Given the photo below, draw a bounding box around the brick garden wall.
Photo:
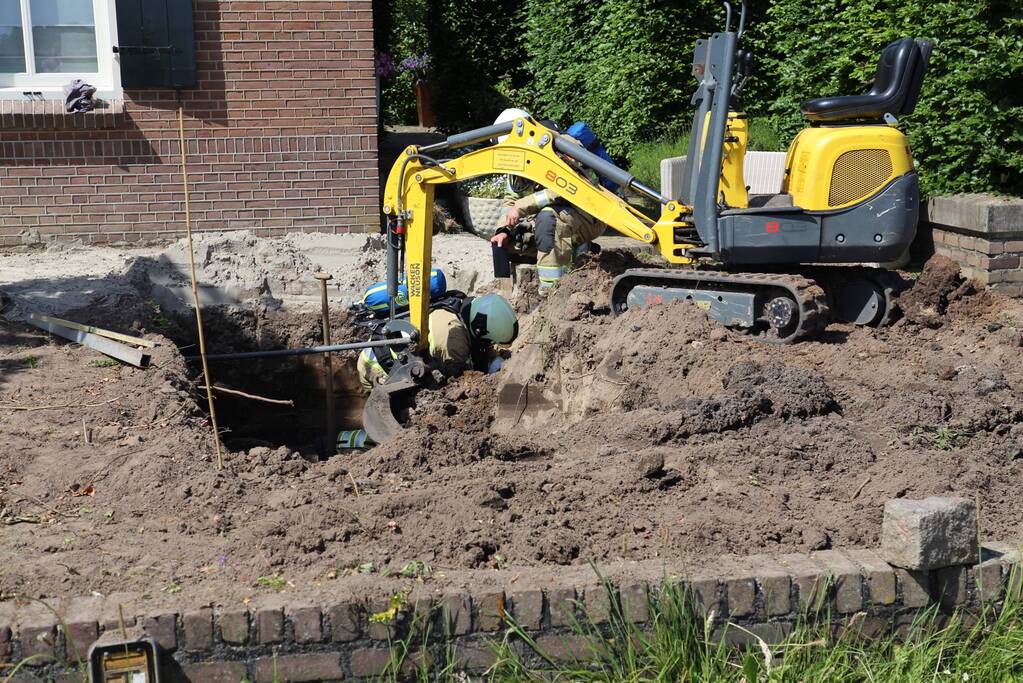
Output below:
[0,1,378,247]
[2,543,1019,682]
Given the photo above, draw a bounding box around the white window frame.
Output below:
[0,0,121,101]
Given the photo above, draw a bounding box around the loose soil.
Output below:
[2,243,1022,608]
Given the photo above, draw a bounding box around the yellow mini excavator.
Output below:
[362,0,932,441]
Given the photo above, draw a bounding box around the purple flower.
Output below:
[398,54,432,81]
[375,51,397,78]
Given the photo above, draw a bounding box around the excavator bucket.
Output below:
[361,356,433,443]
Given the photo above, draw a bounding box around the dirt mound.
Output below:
[897,254,1005,328]
[3,249,1023,604]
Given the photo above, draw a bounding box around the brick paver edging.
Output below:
[2,543,1019,682]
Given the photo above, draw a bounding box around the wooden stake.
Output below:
[178,99,224,469]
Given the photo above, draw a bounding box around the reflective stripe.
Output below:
[532,190,554,210]
[537,265,567,290]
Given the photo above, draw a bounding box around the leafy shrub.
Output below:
[751,0,1023,196]
[522,0,720,159]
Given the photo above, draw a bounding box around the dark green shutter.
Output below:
[114,0,197,88]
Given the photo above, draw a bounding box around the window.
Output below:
[0,0,119,99]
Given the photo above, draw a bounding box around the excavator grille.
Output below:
[828,149,892,207]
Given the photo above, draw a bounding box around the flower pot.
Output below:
[457,195,505,239]
[415,81,436,128]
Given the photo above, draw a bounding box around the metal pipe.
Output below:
[314,272,336,451]
[188,338,408,362]
[419,121,515,154]
[628,179,672,206]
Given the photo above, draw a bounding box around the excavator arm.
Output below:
[381,116,698,349]
[363,116,698,443]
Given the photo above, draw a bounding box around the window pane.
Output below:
[30,0,94,26]
[0,1,25,74]
[31,0,97,73]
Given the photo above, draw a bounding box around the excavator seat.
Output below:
[801,38,932,123]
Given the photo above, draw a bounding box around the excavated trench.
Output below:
[169,306,368,456]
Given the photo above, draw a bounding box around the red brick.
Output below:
[253,652,343,682]
[349,648,395,677]
[180,661,248,682]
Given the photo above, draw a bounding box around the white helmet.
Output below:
[494,107,531,143]
[468,293,518,344]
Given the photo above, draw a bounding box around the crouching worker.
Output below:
[356,291,518,393]
[488,109,607,292]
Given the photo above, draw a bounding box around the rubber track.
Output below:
[802,266,906,328]
[610,268,831,344]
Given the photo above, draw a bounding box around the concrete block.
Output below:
[182,609,213,652]
[619,582,650,624]
[724,574,756,618]
[777,554,828,613]
[180,661,248,683]
[19,624,56,663]
[546,587,577,628]
[349,648,393,678]
[255,607,283,645]
[755,562,793,617]
[142,613,177,652]
[685,576,720,619]
[813,550,863,613]
[366,599,398,641]
[62,619,98,663]
[508,590,543,630]
[583,584,614,624]
[289,605,323,643]
[881,497,979,570]
[453,642,498,671]
[974,556,1005,604]
[895,568,932,608]
[438,593,472,636]
[218,609,249,645]
[0,624,11,663]
[843,549,897,606]
[715,621,792,647]
[475,591,505,632]
[327,601,361,642]
[936,565,969,609]
[533,634,599,663]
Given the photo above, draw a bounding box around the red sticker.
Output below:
[765,221,780,234]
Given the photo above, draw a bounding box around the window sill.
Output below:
[0,97,125,130]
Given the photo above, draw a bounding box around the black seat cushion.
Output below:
[802,38,926,122]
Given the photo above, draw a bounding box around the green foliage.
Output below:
[375,0,525,129]
[626,119,786,190]
[752,0,1023,196]
[522,0,720,159]
[376,0,430,125]
[425,0,525,132]
[627,131,690,189]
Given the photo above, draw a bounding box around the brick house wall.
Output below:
[0,0,378,247]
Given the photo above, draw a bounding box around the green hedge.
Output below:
[375,0,1022,195]
[522,0,719,159]
[751,0,1023,196]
